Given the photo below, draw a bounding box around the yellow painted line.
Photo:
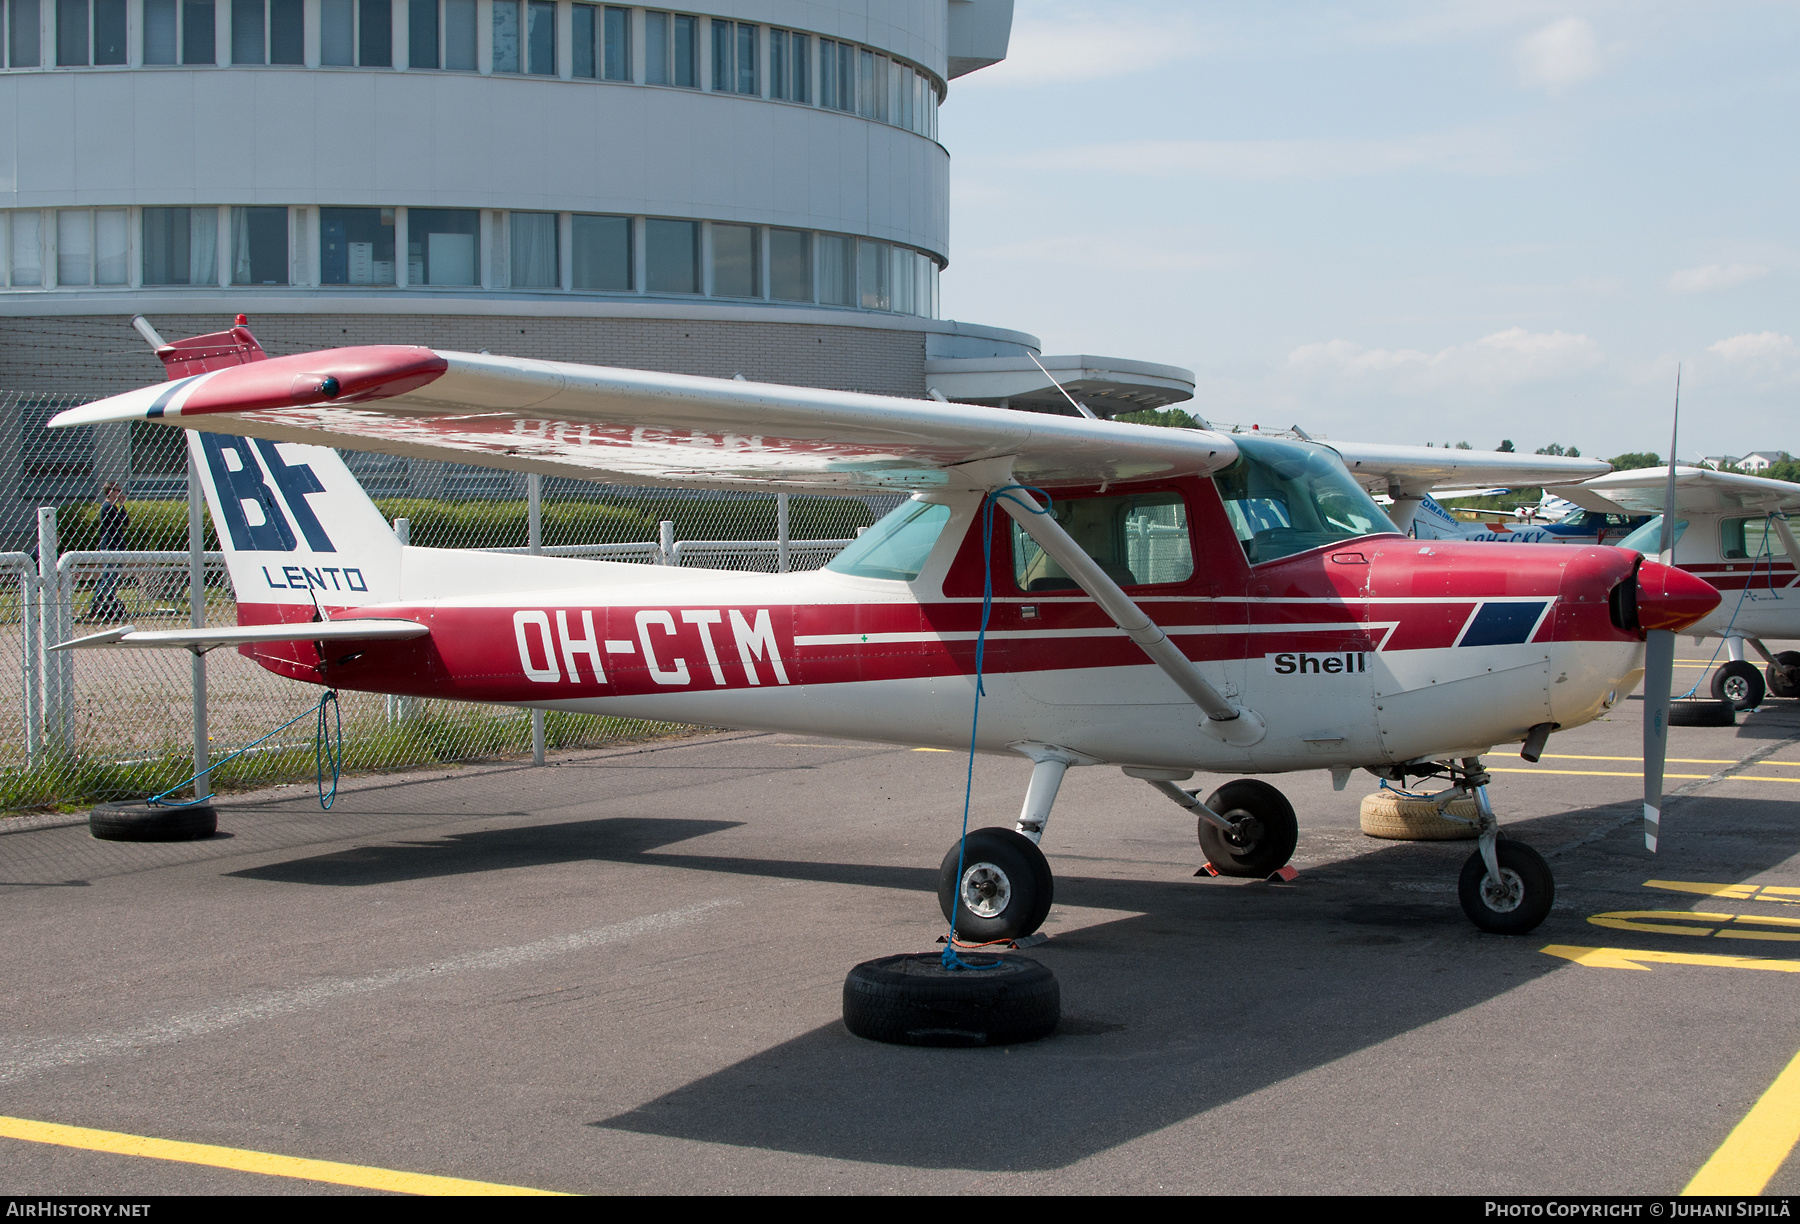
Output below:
[1587,910,1800,940]
[1489,768,1800,783]
[1545,754,1739,764]
[1684,1045,1800,1195]
[0,1115,568,1196]
[1646,880,1800,902]
[1541,944,1800,973]
[912,748,954,753]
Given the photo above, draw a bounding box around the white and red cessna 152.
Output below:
[50,321,1720,938]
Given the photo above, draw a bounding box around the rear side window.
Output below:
[1721,516,1789,560]
[826,500,951,581]
[1012,491,1192,591]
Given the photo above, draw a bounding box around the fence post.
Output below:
[659,520,675,567]
[528,474,545,767]
[777,492,790,573]
[21,564,39,768]
[37,508,68,755]
[188,448,210,801]
[387,516,417,726]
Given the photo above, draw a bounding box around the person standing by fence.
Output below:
[85,481,130,622]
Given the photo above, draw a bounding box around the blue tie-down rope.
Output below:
[942,485,1053,971]
[149,690,343,811]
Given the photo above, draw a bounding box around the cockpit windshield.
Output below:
[1213,436,1398,565]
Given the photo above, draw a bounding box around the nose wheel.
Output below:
[1458,839,1555,934]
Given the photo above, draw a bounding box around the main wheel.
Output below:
[1198,779,1299,877]
[1767,651,1800,700]
[842,953,1060,1047]
[1712,660,1765,711]
[937,827,1054,942]
[1458,840,1554,935]
[89,801,217,842]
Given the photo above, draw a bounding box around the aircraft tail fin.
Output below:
[187,431,402,612]
[144,314,269,378]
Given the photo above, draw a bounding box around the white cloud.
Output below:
[1516,17,1602,93]
[1289,327,1603,388]
[990,128,1524,183]
[961,5,1210,88]
[1669,263,1771,294]
[1707,332,1795,362]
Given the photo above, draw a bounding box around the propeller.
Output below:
[1644,368,1682,853]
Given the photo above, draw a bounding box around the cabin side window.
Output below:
[1010,490,1193,592]
[1721,516,1789,561]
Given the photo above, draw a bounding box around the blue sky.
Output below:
[936,1,1798,460]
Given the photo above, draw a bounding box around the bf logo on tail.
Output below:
[200,434,336,554]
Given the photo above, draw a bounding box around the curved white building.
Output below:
[0,0,1193,520]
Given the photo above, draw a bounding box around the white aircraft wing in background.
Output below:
[1564,467,1800,516]
[1326,441,1610,494]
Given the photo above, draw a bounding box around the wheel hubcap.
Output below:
[959,862,1012,919]
[1724,676,1751,703]
[1481,867,1525,913]
[1223,812,1263,850]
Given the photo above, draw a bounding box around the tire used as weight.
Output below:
[1668,699,1735,728]
[1359,790,1478,841]
[88,801,217,842]
[842,953,1060,1047]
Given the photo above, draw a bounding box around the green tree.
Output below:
[1114,407,1201,429]
[1455,441,1473,450]
[1497,439,1515,452]
[1535,443,1567,456]
[1608,452,1662,471]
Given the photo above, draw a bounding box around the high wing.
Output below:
[1562,467,1800,516]
[48,346,1240,493]
[1326,441,1609,495]
[51,619,430,653]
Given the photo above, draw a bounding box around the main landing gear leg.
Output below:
[936,748,1077,942]
[1456,757,1555,935]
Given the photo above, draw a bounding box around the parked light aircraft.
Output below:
[1566,467,1800,711]
[1411,494,1652,546]
[48,321,1719,937]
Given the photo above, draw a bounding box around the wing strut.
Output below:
[994,490,1266,747]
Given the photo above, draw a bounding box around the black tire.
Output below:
[1767,651,1800,700]
[1669,699,1735,727]
[1712,660,1765,711]
[1458,840,1554,935]
[842,953,1060,1047]
[1198,779,1299,877]
[937,827,1053,942]
[89,801,217,842]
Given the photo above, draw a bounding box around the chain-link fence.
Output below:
[0,390,898,813]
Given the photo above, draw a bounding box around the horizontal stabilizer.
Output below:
[51,619,430,653]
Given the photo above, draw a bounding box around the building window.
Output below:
[321,206,395,284]
[407,0,474,69]
[710,19,755,95]
[768,29,807,103]
[816,233,852,306]
[490,0,516,71]
[142,207,219,286]
[141,0,216,63]
[509,211,557,288]
[645,218,696,293]
[7,211,43,286]
[601,4,626,79]
[8,0,41,67]
[322,0,388,67]
[407,0,434,67]
[571,213,630,290]
[644,10,694,87]
[526,0,552,74]
[709,223,756,298]
[857,239,889,311]
[571,2,592,77]
[408,207,478,285]
[56,0,127,65]
[229,0,301,64]
[54,208,127,285]
[230,206,288,284]
[768,228,809,301]
[818,38,855,113]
